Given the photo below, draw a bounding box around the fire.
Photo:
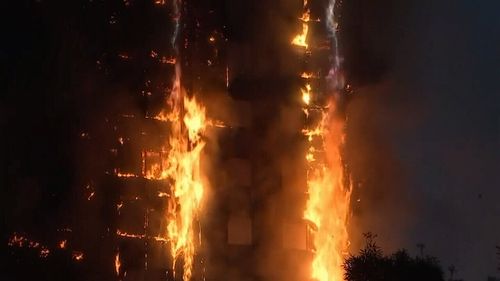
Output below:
[116,229,146,239]
[292,1,351,281]
[291,21,309,48]
[115,252,121,276]
[292,10,311,48]
[302,84,312,105]
[156,64,207,281]
[164,95,206,281]
[299,10,311,22]
[301,72,315,79]
[59,240,67,249]
[110,6,209,279]
[162,57,177,64]
[303,107,351,281]
[72,251,84,261]
[8,233,50,258]
[114,169,138,178]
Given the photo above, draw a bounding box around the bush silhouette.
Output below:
[343,233,444,281]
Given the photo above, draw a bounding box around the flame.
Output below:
[302,84,312,105]
[116,229,146,239]
[301,72,315,79]
[155,64,207,281]
[293,1,351,280]
[303,106,351,281]
[40,248,50,258]
[114,168,139,178]
[292,23,309,49]
[299,10,311,22]
[72,251,84,261]
[292,10,310,48]
[8,233,87,262]
[162,57,177,65]
[164,95,206,281]
[59,240,67,249]
[115,252,121,276]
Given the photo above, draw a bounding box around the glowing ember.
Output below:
[116,229,146,239]
[40,248,50,258]
[115,252,121,276]
[72,251,84,261]
[59,240,67,249]
[301,72,315,79]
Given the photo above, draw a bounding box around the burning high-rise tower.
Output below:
[5,1,352,281]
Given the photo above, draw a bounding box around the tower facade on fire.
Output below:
[5,1,351,281]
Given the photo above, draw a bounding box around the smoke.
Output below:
[342,1,500,280]
[344,79,420,253]
[337,0,420,253]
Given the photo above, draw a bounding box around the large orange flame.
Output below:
[162,65,207,281]
[293,1,351,280]
[303,105,351,281]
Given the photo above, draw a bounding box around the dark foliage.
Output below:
[343,233,444,281]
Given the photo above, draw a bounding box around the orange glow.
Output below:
[162,57,177,64]
[302,127,323,142]
[40,248,50,258]
[116,229,146,239]
[292,10,310,48]
[59,240,67,249]
[115,252,121,276]
[292,22,309,48]
[72,251,84,261]
[114,168,139,178]
[302,84,312,105]
[301,72,315,79]
[118,53,130,60]
[145,163,164,180]
[299,9,311,22]
[158,191,169,198]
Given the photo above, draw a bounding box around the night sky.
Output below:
[1,0,499,280]
[343,1,500,280]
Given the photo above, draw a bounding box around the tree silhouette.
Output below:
[448,265,456,281]
[416,243,425,257]
[343,233,444,281]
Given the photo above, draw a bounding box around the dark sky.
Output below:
[1,0,499,280]
[343,0,500,280]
